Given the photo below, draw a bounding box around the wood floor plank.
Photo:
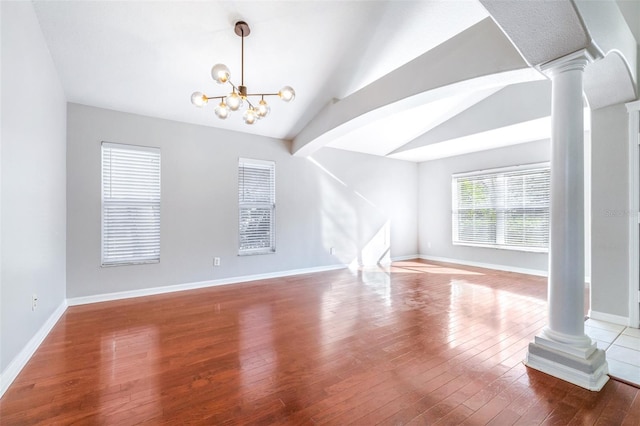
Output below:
[621,390,640,425]
[0,260,637,425]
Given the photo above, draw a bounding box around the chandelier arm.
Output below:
[245,93,280,97]
[205,95,226,101]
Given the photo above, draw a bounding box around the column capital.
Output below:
[539,49,595,77]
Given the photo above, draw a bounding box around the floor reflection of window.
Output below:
[99,326,160,418]
[239,305,276,399]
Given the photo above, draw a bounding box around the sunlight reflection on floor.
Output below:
[362,261,485,276]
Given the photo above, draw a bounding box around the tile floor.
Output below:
[585,318,640,386]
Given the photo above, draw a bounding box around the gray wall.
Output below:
[1,2,67,372]
[66,104,418,298]
[418,140,551,273]
[591,102,629,318]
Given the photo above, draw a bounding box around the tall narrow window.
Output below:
[102,142,161,266]
[452,163,550,252]
[238,158,275,255]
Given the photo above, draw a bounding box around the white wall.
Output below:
[418,140,551,274]
[1,1,67,377]
[66,104,418,298]
[591,102,630,319]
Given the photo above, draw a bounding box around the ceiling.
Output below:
[32,1,638,162]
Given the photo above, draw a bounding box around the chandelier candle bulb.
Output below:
[211,64,230,84]
[190,92,208,107]
[257,99,270,118]
[227,91,243,111]
[278,86,296,102]
[215,101,230,119]
[190,21,294,124]
[243,107,258,125]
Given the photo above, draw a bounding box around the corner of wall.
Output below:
[0,301,67,398]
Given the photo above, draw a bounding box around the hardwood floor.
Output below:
[1,260,638,425]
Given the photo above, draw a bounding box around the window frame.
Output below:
[101,141,161,267]
[238,157,276,256]
[451,162,550,253]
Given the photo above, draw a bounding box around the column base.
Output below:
[525,334,609,391]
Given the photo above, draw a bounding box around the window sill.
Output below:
[238,250,276,256]
[101,260,160,267]
[452,242,548,253]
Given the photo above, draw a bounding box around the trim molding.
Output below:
[525,348,608,391]
[390,254,421,262]
[419,255,547,277]
[0,301,67,398]
[67,263,347,306]
[626,100,640,329]
[588,310,630,327]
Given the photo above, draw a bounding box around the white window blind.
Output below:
[102,142,161,266]
[452,164,550,251]
[238,158,275,255]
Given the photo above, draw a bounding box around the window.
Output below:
[101,142,161,266]
[452,163,550,251]
[238,158,276,255]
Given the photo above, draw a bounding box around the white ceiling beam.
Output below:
[291,18,535,158]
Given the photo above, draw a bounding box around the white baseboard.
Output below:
[587,310,630,327]
[390,254,421,262]
[0,300,67,399]
[418,255,548,277]
[67,263,347,306]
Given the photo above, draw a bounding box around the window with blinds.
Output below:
[238,158,276,255]
[452,163,550,251]
[101,142,161,266]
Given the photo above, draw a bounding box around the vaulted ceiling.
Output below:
[32,0,638,162]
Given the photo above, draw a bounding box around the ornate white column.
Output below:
[525,50,608,391]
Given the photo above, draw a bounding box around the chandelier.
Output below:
[190,21,295,125]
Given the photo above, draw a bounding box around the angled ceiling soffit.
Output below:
[291,17,535,157]
[391,79,552,155]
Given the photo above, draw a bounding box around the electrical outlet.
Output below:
[32,294,38,311]
[330,247,335,255]
[214,257,221,266]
